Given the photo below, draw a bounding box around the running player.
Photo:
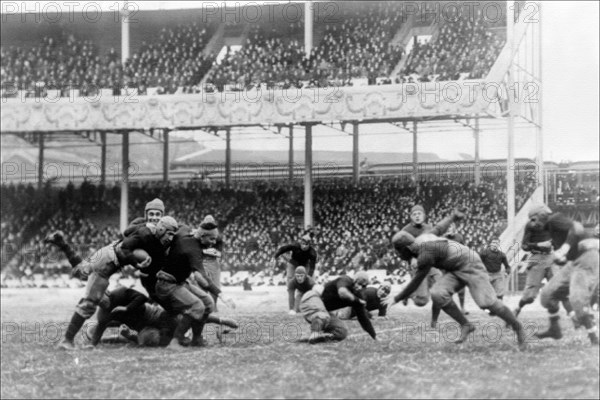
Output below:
[392,205,466,328]
[535,216,599,345]
[386,232,526,347]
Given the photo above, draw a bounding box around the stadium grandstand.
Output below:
[1,0,597,293]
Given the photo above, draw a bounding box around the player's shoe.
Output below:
[455,323,476,343]
[430,320,437,329]
[515,324,527,348]
[119,325,138,343]
[56,338,76,351]
[44,231,66,247]
[288,310,297,316]
[535,319,562,340]
[190,336,208,347]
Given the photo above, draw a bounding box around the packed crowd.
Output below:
[399,8,505,82]
[204,3,404,90]
[2,3,505,96]
[1,23,216,96]
[1,173,538,288]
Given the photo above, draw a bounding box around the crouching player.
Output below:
[56,216,179,350]
[386,232,525,347]
[299,272,377,343]
[287,266,316,313]
[536,218,599,345]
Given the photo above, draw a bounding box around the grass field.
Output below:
[1,287,599,399]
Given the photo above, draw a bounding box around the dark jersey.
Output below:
[118,225,168,299]
[123,217,147,237]
[544,213,587,261]
[521,222,552,253]
[161,228,220,295]
[479,248,510,274]
[362,287,387,317]
[275,243,318,275]
[322,276,376,339]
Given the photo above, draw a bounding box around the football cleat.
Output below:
[455,323,476,344]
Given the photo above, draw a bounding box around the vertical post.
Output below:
[120,131,129,232]
[289,124,294,183]
[304,1,313,57]
[121,3,130,64]
[506,0,516,237]
[304,123,313,228]
[553,171,557,204]
[37,132,44,190]
[225,128,231,189]
[352,121,359,184]
[474,117,481,185]
[412,121,418,183]
[163,129,170,184]
[100,131,106,185]
[537,3,545,195]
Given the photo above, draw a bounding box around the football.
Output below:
[132,249,151,267]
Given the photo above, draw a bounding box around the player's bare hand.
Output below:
[136,256,152,270]
[220,295,236,309]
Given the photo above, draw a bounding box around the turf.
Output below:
[1,287,598,399]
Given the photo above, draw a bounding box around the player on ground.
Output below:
[393,205,466,328]
[287,266,316,313]
[386,232,526,347]
[513,205,573,318]
[299,271,377,343]
[274,234,318,315]
[87,285,176,347]
[535,216,599,345]
[56,216,178,350]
